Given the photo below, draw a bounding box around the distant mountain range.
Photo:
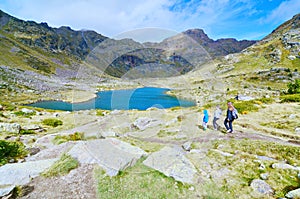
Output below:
[0,10,256,78]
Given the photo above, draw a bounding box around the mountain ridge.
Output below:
[0,9,256,78]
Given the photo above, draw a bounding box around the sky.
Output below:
[0,0,299,42]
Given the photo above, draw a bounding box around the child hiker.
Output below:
[213,105,222,130]
[202,109,209,130]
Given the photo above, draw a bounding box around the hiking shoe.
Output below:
[226,129,231,133]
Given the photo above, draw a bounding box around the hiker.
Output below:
[213,105,222,130]
[202,109,209,130]
[224,102,238,133]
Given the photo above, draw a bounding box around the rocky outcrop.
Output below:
[68,138,147,176]
[143,146,197,184]
[183,29,256,57]
[0,122,20,133]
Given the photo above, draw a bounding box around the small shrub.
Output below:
[96,110,108,116]
[19,129,35,135]
[42,118,63,127]
[287,79,300,94]
[42,154,79,177]
[0,140,27,166]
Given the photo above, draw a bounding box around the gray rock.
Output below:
[272,163,300,171]
[250,179,273,195]
[295,127,300,134]
[21,108,34,114]
[132,117,162,131]
[0,123,21,133]
[286,188,300,199]
[260,173,269,180]
[23,124,42,131]
[289,114,296,119]
[211,149,233,157]
[237,95,254,101]
[68,138,146,176]
[0,104,3,111]
[53,113,59,117]
[0,185,15,198]
[143,146,197,184]
[256,155,276,161]
[298,172,300,180]
[288,55,296,60]
[182,141,192,151]
[0,158,58,185]
[100,131,118,138]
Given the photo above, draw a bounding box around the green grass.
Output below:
[42,154,79,177]
[280,94,300,103]
[157,129,178,138]
[14,110,36,117]
[95,158,193,199]
[52,132,85,145]
[118,137,163,153]
[260,120,300,132]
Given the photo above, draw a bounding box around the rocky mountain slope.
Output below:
[0,9,255,79]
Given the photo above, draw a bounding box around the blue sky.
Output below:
[0,0,299,42]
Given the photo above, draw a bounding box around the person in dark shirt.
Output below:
[224,102,238,133]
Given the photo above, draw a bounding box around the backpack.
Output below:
[233,109,238,119]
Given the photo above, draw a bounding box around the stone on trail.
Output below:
[250,179,273,195]
[68,138,147,176]
[21,108,34,114]
[182,141,192,151]
[143,146,197,184]
[286,188,300,199]
[0,158,58,186]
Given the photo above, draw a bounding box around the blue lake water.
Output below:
[28,87,196,111]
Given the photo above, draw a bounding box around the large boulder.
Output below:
[68,138,147,176]
[0,122,21,133]
[21,108,34,114]
[286,188,300,199]
[132,117,162,131]
[0,158,58,186]
[143,146,197,184]
[250,179,273,195]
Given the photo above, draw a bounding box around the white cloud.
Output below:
[262,0,300,25]
[1,0,299,41]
